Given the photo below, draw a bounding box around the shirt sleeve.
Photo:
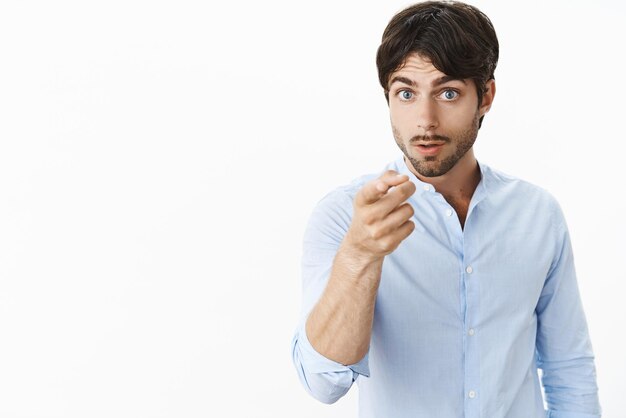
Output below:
[290,188,370,404]
[535,201,601,418]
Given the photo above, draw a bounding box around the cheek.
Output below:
[439,104,477,128]
[389,104,412,127]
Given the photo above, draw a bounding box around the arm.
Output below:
[305,243,383,366]
[535,203,601,417]
[291,170,416,403]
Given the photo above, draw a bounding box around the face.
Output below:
[388,53,494,177]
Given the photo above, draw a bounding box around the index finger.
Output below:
[357,170,410,205]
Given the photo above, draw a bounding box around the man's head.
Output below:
[376,1,498,177]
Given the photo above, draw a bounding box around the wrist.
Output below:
[342,231,381,261]
[338,236,384,273]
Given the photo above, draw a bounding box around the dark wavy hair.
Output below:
[376,1,499,126]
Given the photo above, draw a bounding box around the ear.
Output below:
[479,79,496,117]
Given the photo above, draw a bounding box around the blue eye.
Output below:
[442,90,458,100]
[400,90,413,100]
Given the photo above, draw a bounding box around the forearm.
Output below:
[305,241,383,365]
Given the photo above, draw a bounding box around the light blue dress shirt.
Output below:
[291,156,601,418]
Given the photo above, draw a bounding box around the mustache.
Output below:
[410,134,450,143]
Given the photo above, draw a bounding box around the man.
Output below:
[291,2,601,417]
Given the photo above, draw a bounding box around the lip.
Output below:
[413,143,445,156]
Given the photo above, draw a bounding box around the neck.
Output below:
[406,148,481,202]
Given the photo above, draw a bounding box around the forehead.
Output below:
[389,52,469,88]
[393,53,442,77]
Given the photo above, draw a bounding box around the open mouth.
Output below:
[414,143,444,155]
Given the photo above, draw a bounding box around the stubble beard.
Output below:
[392,111,480,178]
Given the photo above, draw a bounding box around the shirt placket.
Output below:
[432,187,481,418]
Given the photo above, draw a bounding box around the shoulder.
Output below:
[481,163,570,241]
[482,163,563,217]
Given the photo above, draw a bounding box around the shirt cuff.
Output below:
[297,324,370,378]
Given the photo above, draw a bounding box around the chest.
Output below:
[375,200,555,326]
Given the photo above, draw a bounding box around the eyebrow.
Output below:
[389,75,467,88]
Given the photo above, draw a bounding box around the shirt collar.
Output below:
[394,155,492,202]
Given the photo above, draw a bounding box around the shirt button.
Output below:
[466,266,473,274]
[468,390,476,399]
[423,185,430,191]
[445,209,453,217]
[468,328,475,336]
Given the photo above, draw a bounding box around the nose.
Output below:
[415,98,439,131]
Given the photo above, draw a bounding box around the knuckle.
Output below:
[380,238,397,253]
[402,182,416,197]
[370,227,384,240]
[361,213,376,225]
[405,204,415,218]
[356,188,369,202]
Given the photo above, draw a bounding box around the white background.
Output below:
[0,0,624,417]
